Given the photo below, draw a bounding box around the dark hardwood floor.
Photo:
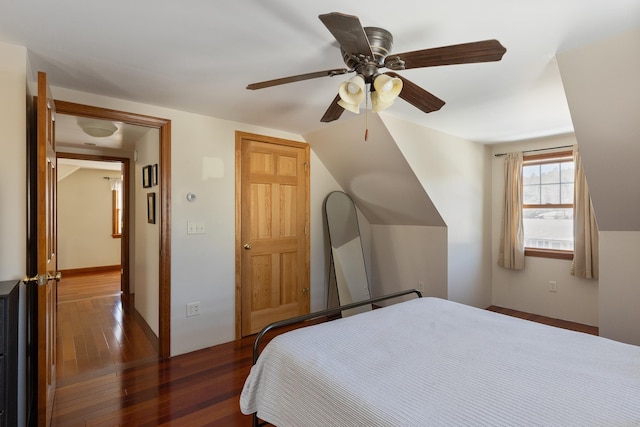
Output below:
[52,277,598,426]
[486,305,598,335]
[55,272,158,384]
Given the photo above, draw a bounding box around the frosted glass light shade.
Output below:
[338,75,366,114]
[372,74,402,104]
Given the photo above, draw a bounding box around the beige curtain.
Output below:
[498,152,525,270]
[571,145,599,279]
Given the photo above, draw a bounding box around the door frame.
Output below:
[56,153,131,294]
[55,100,172,358]
[234,131,311,338]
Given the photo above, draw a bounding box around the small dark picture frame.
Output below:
[142,165,152,188]
[147,192,156,224]
[152,164,158,186]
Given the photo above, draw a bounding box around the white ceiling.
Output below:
[1,1,638,144]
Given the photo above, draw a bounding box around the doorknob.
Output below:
[243,243,252,250]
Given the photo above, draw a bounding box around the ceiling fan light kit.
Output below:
[247,12,506,123]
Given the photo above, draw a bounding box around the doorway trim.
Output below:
[55,100,172,358]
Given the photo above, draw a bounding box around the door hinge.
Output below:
[304,162,308,172]
[304,225,308,235]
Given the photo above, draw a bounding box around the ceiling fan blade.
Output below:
[320,94,345,122]
[319,12,374,59]
[385,39,506,70]
[386,72,445,114]
[247,68,348,90]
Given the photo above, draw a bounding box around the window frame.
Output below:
[111,183,122,239]
[522,150,574,260]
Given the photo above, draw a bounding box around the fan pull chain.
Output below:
[364,87,369,141]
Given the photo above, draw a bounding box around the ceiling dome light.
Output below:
[77,118,118,138]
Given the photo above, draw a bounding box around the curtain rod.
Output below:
[494,144,573,157]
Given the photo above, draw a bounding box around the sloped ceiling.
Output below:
[304,115,445,227]
[558,28,640,231]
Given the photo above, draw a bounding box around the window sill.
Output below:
[525,248,573,260]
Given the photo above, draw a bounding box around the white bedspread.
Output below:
[240,297,640,426]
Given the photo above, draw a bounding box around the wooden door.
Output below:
[34,71,58,426]
[236,132,310,337]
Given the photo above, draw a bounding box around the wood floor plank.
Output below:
[486,305,598,335]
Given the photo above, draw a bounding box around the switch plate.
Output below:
[187,221,205,235]
[186,302,200,317]
[549,280,557,292]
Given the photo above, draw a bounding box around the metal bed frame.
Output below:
[250,288,423,427]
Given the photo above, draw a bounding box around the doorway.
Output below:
[56,155,128,292]
[55,100,172,358]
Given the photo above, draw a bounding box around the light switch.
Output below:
[187,221,206,235]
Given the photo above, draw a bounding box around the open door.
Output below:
[26,71,59,427]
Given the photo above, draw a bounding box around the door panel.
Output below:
[35,71,58,427]
[236,133,310,337]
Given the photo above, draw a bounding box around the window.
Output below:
[111,178,123,238]
[522,151,574,259]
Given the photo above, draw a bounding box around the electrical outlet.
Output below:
[186,302,200,317]
[549,281,557,292]
[187,221,206,235]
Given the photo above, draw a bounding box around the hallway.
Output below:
[55,271,158,385]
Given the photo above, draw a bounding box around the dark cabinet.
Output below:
[0,281,19,427]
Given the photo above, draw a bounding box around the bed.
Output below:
[240,294,640,426]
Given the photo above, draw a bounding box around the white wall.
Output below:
[381,115,492,308]
[370,225,447,301]
[309,151,345,311]
[0,42,27,280]
[490,135,599,326]
[58,168,122,270]
[50,86,337,356]
[0,40,28,427]
[557,28,640,232]
[599,232,640,345]
[134,130,160,334]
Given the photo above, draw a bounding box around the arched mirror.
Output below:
[324,191,371,316]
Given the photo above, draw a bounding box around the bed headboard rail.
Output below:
[252,288,422,364]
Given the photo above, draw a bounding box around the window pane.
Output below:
[523,208,573,250]
[541,184,559,204]
[540,163,559,184]
[560,162,574,183]
[561,183,574,204]
[523,184,540,204]
[523,164,540,185]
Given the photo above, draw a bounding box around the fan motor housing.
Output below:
[341,26,393,70]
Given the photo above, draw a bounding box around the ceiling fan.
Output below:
[247,12,507,123]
